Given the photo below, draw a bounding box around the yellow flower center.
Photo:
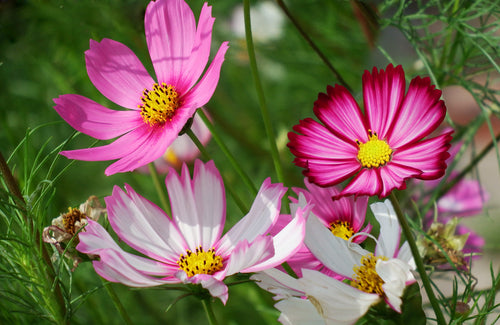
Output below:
[356,130,392,168]
[177,246,224,277]
[62,207,87,236]
[139,83,181,126]
[329,220,354,240]
[351,253,388,295]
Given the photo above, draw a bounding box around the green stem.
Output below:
[186,128,249,214]
[243,0,286,185]
[388,192,446,325]
[102,280,134,325]
[275,0,352,92]
[197,109,258,195]
[148,162,171,216]
[201,298,218,325]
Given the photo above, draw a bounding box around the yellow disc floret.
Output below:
[351,253,388,295]
[177,246,224,277]
[356,130,392,168]
[139,82,181,126]
[329,220,355,240]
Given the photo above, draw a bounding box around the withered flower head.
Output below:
[43,196,106,270]
[417,217,470,270]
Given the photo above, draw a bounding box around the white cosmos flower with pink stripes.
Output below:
[54,0,228,175]
[76,160,306,304]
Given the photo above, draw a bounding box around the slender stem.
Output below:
[243,0,286,185]
[389,192,446,325]
[201,298,219,325]
[186,128,249,213]
[197,109,258,195]
[275,0,352,92]
[102,280,134,325]
[148,162,171,216]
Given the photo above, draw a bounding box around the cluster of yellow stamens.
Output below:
[139,82,181,126]
[62,207,87,236]
[329,220,355,240]
[356,130,392,168]
[351,253,388,295]
[177,246,224,277]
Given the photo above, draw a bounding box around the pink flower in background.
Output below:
[76,160,306,304]
[54,0,228,175]
[271,178,371,277]
[288,64,453,198]
[137,110,212,173]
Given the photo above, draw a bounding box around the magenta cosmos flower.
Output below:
[54,0,229,175]
[288,64,453,198]
[270,178,371,277]
[76,160,306,304]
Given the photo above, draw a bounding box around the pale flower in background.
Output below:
[230,1,285,43]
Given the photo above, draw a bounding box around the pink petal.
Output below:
[339,168,383,198]
[145,0,196,91]
[54,94,142,140]
[181,3,216,91]
[168,160,225,249]
[314,85,368,144]
[392,130,452,180]
[288,118,359,164]
[60,124,151,162]
[302,159,362,188]
[181,42,229,109]
[166,160,225,250]
[85,39,154,110]
[197,276,229,305]
[244,207,307,273]
[388,76,446,147]
[77,220,178,286]
[224,236,274,276]
[104,125,174,175]
[217,179,286,255]
[363,64,406,140]
[378,162,422,198]
[105,185,187,264]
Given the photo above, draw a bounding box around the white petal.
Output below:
[244,207,307,273]
[275,297,325,325]
[372,199,401,258]
[251,268,305,300]
[377,259,412,313]
[304,214,366,278]
[300,269,380,324]
[397,242,416,270]
[223,236,274,276]
[217,179,286,254]
[107,185,187,263]
[166,160,225,250]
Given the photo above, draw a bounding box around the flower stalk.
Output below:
[389,192,446,325]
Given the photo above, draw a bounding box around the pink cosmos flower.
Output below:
[76,160,306,304]
[270,178,371,277]
[288,64,453,198]
[54,0,229,175]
